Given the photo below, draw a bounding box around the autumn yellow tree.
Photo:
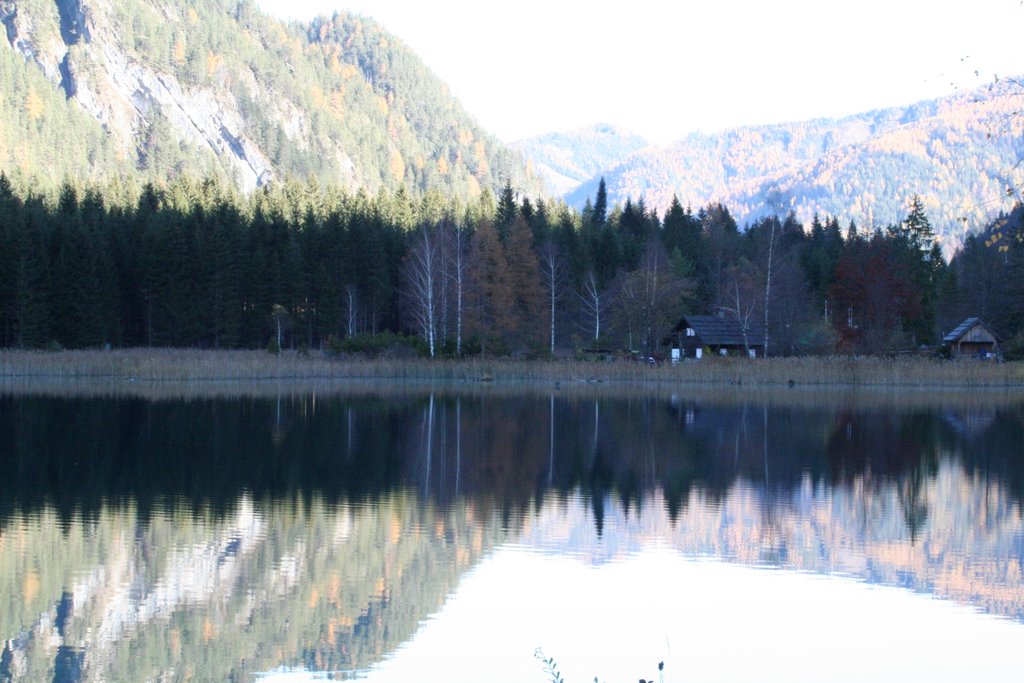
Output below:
[504,216,545,353]
[24,87,45,122]
[467,219,515,354]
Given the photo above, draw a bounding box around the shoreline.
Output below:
[2,349,1024,396]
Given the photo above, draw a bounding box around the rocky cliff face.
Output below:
[2,0,66,84]
[0,0,326,190]
[1,0,537,199]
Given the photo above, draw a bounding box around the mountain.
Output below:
[0,0,538,197]
[511,123,649,196]
[553,82,1024,249]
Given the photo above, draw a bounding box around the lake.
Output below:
[1,385,1022,682]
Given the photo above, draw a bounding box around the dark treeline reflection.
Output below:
[2,392,1023,531]
[2,391,1023,682]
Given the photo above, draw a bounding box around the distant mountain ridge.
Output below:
[511,123,649,196]
[522,82,1024,249]
[0,0,538,198]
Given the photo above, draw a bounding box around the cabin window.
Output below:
[686,328,695,337]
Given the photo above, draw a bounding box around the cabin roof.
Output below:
[943,317,1001,343]
[671,315,764,347]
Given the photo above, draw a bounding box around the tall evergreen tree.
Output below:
[592,177,608,228]
[495,180,518,239]
[0,173,19,345]
[13,198,51,348]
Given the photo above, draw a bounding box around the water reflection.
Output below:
[0,390,1022,682]
[0,494,506,682]
[368,543,1024,683]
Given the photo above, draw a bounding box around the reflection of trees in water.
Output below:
[517,461,1024,621]
[825,410,942,542]
[2,393,1021,536]
[0,494,508,682]
[0,395,415,525]
[1,392,1022,680]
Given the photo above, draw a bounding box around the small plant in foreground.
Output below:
[534,648,565,683]
[535,648,665,683]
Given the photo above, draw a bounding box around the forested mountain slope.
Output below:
[512,123,649,196]
[557,81,1024,250]
[0,0,537,197]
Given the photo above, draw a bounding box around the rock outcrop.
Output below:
[1,0,290,190]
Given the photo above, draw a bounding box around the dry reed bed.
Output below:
[1,349,1023,388]
[3,376,1021,412]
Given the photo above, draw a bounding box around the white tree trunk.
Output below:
[540,241,562,354]
[446,223,467,357]
[578,271,607,343]
[405,224,439,357]
[344,285,358,338]
[763,221,776,358]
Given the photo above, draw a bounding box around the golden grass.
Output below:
[1,349,1023,403]
[2,348,1023,384]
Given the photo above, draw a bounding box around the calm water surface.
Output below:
[1,388,1022,682]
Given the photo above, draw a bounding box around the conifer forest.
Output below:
[1,172,1021,359]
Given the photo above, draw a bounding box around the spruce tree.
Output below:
[903,195,935,248]
[0,173,18,345]
[495,180,518,239]
[13,199,51,348]
[593,177,608,228]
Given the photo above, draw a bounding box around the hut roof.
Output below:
[943,317,1001,343]
[672,315,764,347]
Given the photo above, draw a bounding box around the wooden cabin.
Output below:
[665,314,765,360]
[943,317,1001,359]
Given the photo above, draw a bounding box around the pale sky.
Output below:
[255,0,1024,144]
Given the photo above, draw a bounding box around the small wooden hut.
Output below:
[665,314,765,360]
[942,318,1001,359]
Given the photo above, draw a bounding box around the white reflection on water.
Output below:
[360,546,1024,683]
[254,463,1024,683]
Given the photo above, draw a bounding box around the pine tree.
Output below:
[495,180,518,239]
[13,199,51,348]
[0,172,19,345]
[903,194,935,249]
[592,177,608,228]
[203,199,244,348]
[50,181,105,347]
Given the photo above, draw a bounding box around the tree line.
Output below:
[0,172,1021,357]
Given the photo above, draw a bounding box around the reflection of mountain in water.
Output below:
[517,458,1024,621]
[0,494,508,682]
[1,391,1022,680]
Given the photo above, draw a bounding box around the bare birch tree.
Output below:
[539,239,566,354]
[403,223,441,357]
[577,270,611,345]
[763,219,777,358]
[343,284,359,338]
[614,240,687,355]
[445,220,468,356]
[720,262,760,354]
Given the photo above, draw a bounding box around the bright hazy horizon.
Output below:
[255,0,1024,144]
